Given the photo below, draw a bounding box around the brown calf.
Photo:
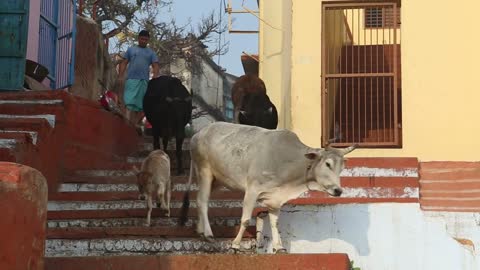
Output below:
[134,149,171,226]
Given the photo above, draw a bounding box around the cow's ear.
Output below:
[305,149,324,160]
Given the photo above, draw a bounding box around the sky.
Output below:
[168,0,258,76]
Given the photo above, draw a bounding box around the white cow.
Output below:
[134,149,171,226]
[180,122,357,253]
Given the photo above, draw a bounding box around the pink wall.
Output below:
[26,0,41,62]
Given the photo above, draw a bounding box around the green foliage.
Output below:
[350,260,361,270]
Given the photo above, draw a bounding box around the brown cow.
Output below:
[231,74,267,123]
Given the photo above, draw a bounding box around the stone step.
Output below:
[58,176,418,191]
[45,238,258,257]
[65,157,419,176]
[62,171,418,185]
[44,254,351,269]
[0,137,37,163]
[47,200,245,211]
[0,132,33,146]
[138,137,191,151]
[0,114,56,128]
[61,175,137,184]
[0,90,67,101]
[50,186,418,203]
[49,190,243,201]
[0,99,66,122]
[47,207,267,220]
[47,225,256,240]
[47,216,243,228]
[0,130,38,145]
[61,151,190,171]
[57,181,226,192]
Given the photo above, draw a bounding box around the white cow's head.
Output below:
[304,144,357,197]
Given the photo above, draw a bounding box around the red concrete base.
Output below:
[45,254,351,270]
[420,161,480,212]
[0,162,48,270]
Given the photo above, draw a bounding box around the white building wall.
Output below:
[191,61,224,110]
[258,204,480,270]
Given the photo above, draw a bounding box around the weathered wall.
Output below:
[26,0,41,62]
[191,61,224,109]
[70,16,115,101]
[258,204,480,270]
[0,162,48,270]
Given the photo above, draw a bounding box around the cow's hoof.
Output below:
[273,248,287,254]
[143,222,151,227]
[227,247,239,254]
[203,235,215,243]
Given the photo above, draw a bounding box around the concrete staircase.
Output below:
[0,90,140,192]
[46,142,258,256]
[0,97,65,189]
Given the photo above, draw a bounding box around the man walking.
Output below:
[118,30,160,128]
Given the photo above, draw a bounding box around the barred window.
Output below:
[365,7,400,28]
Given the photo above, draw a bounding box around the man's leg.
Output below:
[135,111,145,126]
[125,109,132,123]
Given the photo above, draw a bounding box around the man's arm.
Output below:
[152,62,160,78]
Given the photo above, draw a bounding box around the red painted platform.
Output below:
[45,253,351,270]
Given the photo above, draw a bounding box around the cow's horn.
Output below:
[340,144,358,155]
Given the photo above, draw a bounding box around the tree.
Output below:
[79,0,228,74]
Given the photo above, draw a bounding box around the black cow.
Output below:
[143,76,192,175]
[238,92,278,129]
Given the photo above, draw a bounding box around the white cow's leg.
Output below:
[231,190,257,250]
[145,196,153,227]
[196,167,214,241]
[268,209,286,253]
[165,180,171,217]
[156,182,169,217]
[256,211,268,249]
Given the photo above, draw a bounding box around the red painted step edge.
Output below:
[45,253,351,270]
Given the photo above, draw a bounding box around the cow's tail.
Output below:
[180,159,194,226]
